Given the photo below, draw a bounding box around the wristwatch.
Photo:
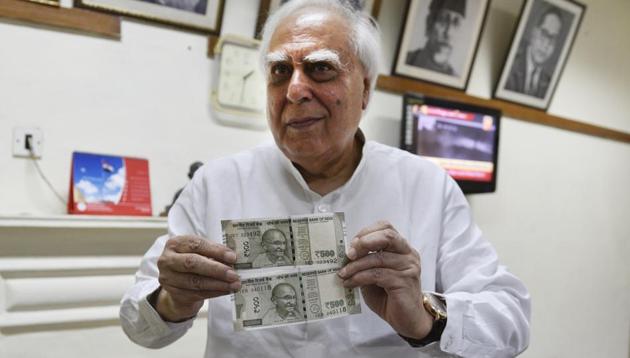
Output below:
[401,292,447,347]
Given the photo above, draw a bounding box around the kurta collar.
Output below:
[273,129,370,202]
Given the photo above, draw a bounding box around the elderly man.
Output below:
[252,229,292,268]
[506,7,564,98]
[119,0,530,357]
[262,283,300,325]
[406,0,466,75]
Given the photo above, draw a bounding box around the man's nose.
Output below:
[286,69,313,104]
[444,21,452,40]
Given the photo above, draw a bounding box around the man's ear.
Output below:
[361,77,370,110]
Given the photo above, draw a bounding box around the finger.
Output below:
[159,252,238,280]
[167,236,237,264]
[162,283,234,302]
[347,228,411,260]
[160,271,241,292]
[341,268,408,289]
[353,220,397,240]
[338,251,414,279]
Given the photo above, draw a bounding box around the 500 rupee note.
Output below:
[222,213,347,270]
[233,268,361,331]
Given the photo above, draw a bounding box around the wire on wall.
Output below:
[26,136,67,207]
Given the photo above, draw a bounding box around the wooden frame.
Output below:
[392,0,490,90]
[77,0,224,34]
[377,74,630,144]
[0,0,120,38]
[254,0,382,39]
[494,0,586,110]
[24,0,60,7]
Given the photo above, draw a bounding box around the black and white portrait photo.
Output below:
[393,0,489,90]
[77,0,223,33]
[495,0,585,110]
[137,0,208,15]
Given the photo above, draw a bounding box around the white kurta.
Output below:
[120,140,530,358]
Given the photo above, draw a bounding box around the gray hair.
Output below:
[259,0,381,103]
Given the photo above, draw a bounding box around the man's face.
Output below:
[426,9,463,63]
[272,285,298,316]
[264,9,369,164]
[530,13,562,65]
[262,231,287,258]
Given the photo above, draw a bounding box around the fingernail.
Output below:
[224,251,237,263]
[338,268,347,278]
[351,237,359,245]
[230,281,241,291]
[226,270,239,281]
[342,280,351,288]
[347,247,356,260]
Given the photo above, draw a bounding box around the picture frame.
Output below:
[392,0,490,90]
[24,0,60,7]
[494,0,586,110]
[77,0,224,34]
[255,0,382,39]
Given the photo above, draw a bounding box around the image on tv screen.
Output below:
[410,103,498,183]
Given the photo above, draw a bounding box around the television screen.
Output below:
[401,93,501,194]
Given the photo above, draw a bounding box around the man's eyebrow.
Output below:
[264,49,344,70]
[265,51,289,66]
[303,49,342,68]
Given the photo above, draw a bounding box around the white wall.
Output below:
[1,0,629,357]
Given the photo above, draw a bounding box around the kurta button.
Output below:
[317,204,329,212]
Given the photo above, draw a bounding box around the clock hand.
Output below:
[242,70,254,81]
[241,70,255,104]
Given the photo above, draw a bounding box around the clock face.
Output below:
[217,42,266,113]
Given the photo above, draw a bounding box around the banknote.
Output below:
[222,213,347,270]
[233,268,361,331]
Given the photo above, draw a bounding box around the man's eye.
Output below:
[307,62,337,81]
[272,64,290,74]
[313,62,332,72]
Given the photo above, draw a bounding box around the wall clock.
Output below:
[211,35,267,129]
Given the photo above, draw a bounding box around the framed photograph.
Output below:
[77,0,224,34]
[255,0,382,39]
[393,0,490,90]
[494,0,586,110]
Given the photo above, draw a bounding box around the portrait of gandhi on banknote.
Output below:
[252,228,294,268]
[235,273,307,329]
[261,283,302,325]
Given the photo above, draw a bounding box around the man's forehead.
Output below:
[541,13,562,33]
[268,8,350,56]
[436,8,464,20]
[276,285,296,295]
[264,230,285,240]
[293,11,329,28]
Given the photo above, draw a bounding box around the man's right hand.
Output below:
[153,235,241,322]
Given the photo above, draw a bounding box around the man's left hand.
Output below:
[338,220,434,339]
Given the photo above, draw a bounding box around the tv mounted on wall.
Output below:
[401,93,501,194]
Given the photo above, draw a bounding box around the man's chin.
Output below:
[280,140,329,162]
[432,46,452,65]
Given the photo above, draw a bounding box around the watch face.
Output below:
[217,42,266,113]
[426,293,447,317]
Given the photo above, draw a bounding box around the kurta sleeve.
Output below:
[119,167,209,348]
[434,177,531,357]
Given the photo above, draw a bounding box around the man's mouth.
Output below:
[287,116,323,129]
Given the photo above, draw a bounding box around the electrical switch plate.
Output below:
[13,127,43,158]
